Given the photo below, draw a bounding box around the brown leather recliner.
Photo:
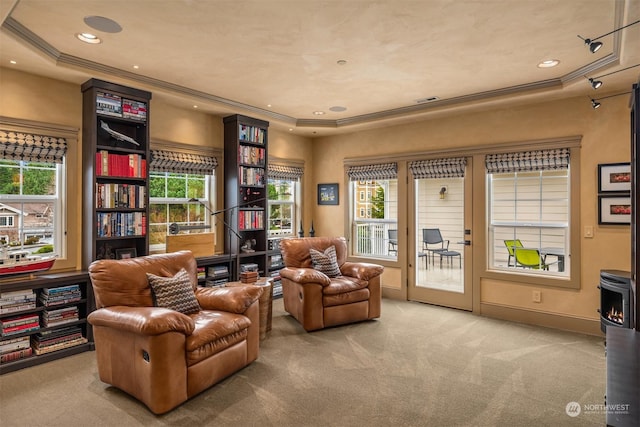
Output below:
[279,237,383,332]
[87,250,262,414]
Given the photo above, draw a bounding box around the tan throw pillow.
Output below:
[147,268,201,314]
[309,245,341,278]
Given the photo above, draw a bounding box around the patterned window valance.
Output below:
[149,149,218,174]
[268,164,304,181]
[485,148,570,173]
[409,157,466,179]
[347,162,398,181]
[0,130,67,164]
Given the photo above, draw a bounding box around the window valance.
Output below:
[347,162,397,181]
[485,148,570,173]
[268,164,304,181]
[409,157,466,179]
[149,149,218,174]
[0,129,67,163]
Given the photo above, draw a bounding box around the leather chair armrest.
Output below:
[87,306,195,336]
[195,286,263,313]
[280,267,331,285]
[340,262,384,281]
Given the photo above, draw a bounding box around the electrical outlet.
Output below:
[532,290,541,303]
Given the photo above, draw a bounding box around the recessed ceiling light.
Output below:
[133,65,139,69]
[267,104,272,108]
[76,32,101,44]
[289,128,293,132]
[9,60,16,65]
[193,105,198,109]
[337,60,347,65]
[313,111,325,115]
[329,106,347,112]
[84,16,122,33]
[538,59,560,68]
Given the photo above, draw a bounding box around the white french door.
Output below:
[407,157,473,310]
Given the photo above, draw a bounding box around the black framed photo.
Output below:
[116,247,137,259]
[598,195,631,225]
[598,163,631,193]
[318,183,339,205]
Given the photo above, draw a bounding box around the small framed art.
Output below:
[317,183,339,205]
[598,163,631,193]
[116,248,137,259]
[598,195,631,225]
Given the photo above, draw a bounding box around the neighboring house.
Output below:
[0,202,53,245]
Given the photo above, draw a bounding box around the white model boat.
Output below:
[0,246,56,277]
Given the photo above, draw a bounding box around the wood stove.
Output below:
[599,269,632,332]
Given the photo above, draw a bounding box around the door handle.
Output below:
[463,240,471,246]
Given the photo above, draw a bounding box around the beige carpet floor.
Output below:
[0,298,606,426]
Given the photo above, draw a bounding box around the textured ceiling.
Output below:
[1,0,639,136]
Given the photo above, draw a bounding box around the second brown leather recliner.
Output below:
[279,237,384,332]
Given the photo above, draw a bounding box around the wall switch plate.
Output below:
[584,226,594,238]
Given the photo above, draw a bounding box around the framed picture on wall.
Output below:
[598,195,631,225]
[598,163,631,193]
[116,248,137,259]
[317,183,339,205]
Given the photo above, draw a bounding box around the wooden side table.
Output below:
[225,278,273,340]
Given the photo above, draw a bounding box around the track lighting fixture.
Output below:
[578,19,640,53]
[586,64,640,89]
[590,92,632,109]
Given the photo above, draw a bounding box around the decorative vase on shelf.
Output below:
[309,221,315,237]
[298,221,304,237]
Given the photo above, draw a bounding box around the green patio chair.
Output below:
[513,247,554,270]
[504,239,523,267]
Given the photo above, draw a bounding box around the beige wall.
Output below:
[310,94,632,335]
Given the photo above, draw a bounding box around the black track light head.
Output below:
[591,99,601,109]
[578,19,640,54]
[589,78,603,89]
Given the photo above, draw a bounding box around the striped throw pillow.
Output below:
[309,245,341,278]
[147,268,201,314]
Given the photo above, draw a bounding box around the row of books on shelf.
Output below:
[1,313,39,337]
[39,285,82,305]
[238,210,264,230]
[268,238,282,251]
[42,306,79,328]
[96,150,147,178]
[238,124,266,144]
[270,254,283,269]
[96,182,146,209]
[238,145,265,166]
[1,305,80,337]
[208,265,229,278]
[1,326,87,363]
[97,91,147,121]
[0,289,36,315]
[239,166,265,186]
[96,211,147,237]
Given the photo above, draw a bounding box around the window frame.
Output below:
[350,178,399,260]
[0,158,65,257]
[267,177,299,238]
[481,145,581,290]
[487,169,570,277]
[148,171,215,253]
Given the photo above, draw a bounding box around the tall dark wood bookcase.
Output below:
[81,79,152,269]
[223,114,269,280]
